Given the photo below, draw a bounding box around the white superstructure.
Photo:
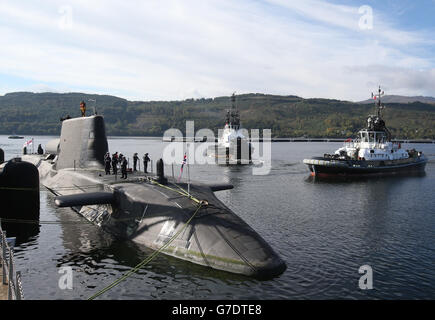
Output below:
[330,86,417,162]
[334,130,409,161]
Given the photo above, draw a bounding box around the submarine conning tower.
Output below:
[56,115,108,170]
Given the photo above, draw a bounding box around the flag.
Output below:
[345,138,352,142]
[181,153,187,172]
[178,153,187,182]
[23,138,33,148]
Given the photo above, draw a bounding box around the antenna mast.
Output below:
[371,85,385,117]
[231,92,236,111]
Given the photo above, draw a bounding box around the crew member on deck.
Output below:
[104,152,111,175]
[37,144,44,155]
[143,153,150,173]
[121,156,128,179]
[133,153,139,171]
[112,152,118,174]
[80,101,86,117]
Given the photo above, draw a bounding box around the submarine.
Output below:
[22,114,286,277]
[0,148,40,242]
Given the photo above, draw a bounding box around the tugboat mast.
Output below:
[226,92,240,130]
[372,85,385,117]
[231,91,236,111]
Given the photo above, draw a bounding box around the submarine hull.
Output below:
[22,115,286,278]
[110,182,285,277]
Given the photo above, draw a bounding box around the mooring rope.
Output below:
[147,178,202,204]
[87,201,204,300]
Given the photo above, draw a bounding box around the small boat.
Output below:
[8,135,24,139]
[207,93,253,164]
[303,87,428,177]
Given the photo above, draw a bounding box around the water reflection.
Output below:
[305,171,426,184]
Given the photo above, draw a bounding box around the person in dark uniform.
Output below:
[133,153,139,171]
[104,152,111,175]
[37,144,44,155]
[143,153,150,173]
[80,101,86,117]
[121,156,128,179]
[112,152,118,175]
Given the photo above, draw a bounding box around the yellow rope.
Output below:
[148,178,202,204]
[88,201,203,300]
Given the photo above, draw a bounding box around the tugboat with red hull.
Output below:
[303,87,428,177]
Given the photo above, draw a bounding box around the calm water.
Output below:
[1,135,434,300]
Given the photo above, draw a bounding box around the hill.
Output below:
[0,92,434,139]
[359,95,435,104]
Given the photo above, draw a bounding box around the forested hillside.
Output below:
[0,92,434,139]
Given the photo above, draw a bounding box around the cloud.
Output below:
[0,0,434,101]
[344,65,435,96]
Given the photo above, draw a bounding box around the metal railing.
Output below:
[0,224,24,300]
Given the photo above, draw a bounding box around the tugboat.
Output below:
[207,93,253,164]
[303,87,428,177]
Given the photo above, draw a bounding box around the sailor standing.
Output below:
[104,152,111,175]
[80,101,86,117]
[121,156,128,179]
[112,152,118,175]
[133,153,139,171]
[143,153,150,173]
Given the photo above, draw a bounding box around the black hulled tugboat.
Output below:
[303,86,428,177]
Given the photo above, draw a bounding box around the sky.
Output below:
[0,0,434,102]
